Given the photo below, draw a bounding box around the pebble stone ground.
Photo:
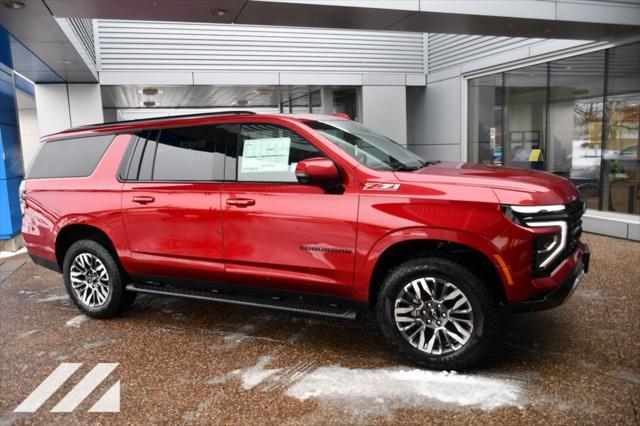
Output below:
[0,232,638,425]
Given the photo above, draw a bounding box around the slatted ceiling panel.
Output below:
[428,33,546,73]
[67,18,96,63]
[96,20,424,73]
[608,42,640,79]
[101,85,312,108]
[549,53,607,77]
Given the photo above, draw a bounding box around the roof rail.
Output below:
[68,110,257,131]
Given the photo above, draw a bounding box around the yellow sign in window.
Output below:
[529,149,542,162]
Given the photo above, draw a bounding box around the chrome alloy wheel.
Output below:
[394,277,474,355]
[69,253,110,308]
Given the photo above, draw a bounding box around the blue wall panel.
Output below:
[0,26,23,240]
[0,124,23,179]
[0,26,12,70]
[0,66,17,127]
[0,176,21,240]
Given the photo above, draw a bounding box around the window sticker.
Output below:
[241,137,291,173]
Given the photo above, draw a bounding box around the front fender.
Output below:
[352,226,510,303]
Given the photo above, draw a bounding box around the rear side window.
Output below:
[133,125,228,181]
[28,135,114,179]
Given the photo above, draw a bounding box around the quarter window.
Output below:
[28,135,114,179]
[236,124,323,182]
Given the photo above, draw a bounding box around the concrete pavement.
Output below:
[1,232,638,425]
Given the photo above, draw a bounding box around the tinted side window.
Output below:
[120,132,146,180]
[138,131,159,181]
[28,135,114,179]
[236,124,323,182]
[137,126,227,181]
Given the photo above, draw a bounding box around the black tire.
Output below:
[376,256,497,370]
[63,239,136,318]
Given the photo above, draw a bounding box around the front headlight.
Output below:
[528,221,567,270]
[502,205,568,274]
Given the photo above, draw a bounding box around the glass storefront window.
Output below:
[333,88,359,121]
[280,99,291,113]
[603,43,640,215]
[503,63,548,170]
[467,74,503,165]
[310,90,322,114]
[467,41,640,216]
[548,51,605,210]
[291,93,310,113]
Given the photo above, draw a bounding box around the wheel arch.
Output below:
[357,228,509,308]
[55,224,122,273]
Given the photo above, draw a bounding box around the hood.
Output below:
[393,162,581,205]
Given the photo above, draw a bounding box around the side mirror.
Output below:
[295,157,340,185]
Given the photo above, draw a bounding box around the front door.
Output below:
[121,125,229,283]
[221,123,358,298]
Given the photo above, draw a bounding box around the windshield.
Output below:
[306,120,427,171]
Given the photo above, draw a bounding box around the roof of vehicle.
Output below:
[42,111,346,141]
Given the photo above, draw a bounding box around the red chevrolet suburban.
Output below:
[22,111,589,369]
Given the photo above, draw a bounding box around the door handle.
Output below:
[226,198,255,207]
[132,195,155,205]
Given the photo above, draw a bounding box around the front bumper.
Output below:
[511,244,590,313]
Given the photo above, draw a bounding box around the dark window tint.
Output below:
[28,135,114,179]
[138,131,159,180]
[121,132,146,180]
[224,125,239,181]
[137,126,227,181]
[236,124,322,182]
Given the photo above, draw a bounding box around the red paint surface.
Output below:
[23,114,586,305]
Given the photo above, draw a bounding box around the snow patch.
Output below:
[225,356,525,415]
[236,356,281,390]
[16,330,39,339]
[36,294,69,303]
[0,247,27,258]
[610,368,640,385]
[65,314,89,328]
[285,366,524,411]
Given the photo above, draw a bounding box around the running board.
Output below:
[126,282,358,320]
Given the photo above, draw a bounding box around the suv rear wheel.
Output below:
[63,239,136,318]
[376,256,497,370]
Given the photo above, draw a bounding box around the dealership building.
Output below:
[1,0,639,248]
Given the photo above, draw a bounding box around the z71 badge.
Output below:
[363,183,400,191]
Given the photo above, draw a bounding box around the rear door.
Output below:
[121,125,230,283]
[221,122,359,298]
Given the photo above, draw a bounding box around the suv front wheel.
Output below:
[63,239,136,318]
[376,256,497,370]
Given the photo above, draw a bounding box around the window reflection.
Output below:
[468,74,503,165]
[548,51,605,210]
[603,43,640,215]
[467,41,640,216]
[503,64,548,170]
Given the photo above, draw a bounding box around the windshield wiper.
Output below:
[392,161,437,172]
[392,165,421,171]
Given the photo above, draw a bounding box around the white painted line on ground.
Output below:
[14,363,82,413]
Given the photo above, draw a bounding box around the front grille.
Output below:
[564,199,585,260]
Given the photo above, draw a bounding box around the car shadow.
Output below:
[124,293,573,372]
